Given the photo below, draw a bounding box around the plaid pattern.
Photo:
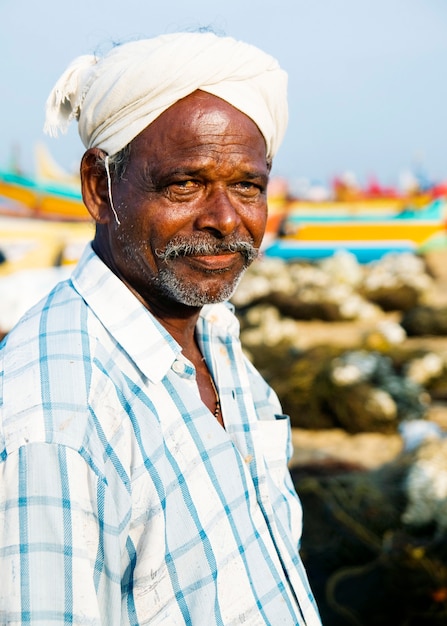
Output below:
[0,245,321,625]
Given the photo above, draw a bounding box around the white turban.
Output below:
[44,32,288,159]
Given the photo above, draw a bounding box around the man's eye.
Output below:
[235,182,263,195]
[169,180,198,192]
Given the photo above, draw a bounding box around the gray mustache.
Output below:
[155,237,259,264]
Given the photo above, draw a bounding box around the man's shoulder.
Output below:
[1,278,86,351]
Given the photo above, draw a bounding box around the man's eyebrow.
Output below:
[159,167,269,180]
[241,170,270,180]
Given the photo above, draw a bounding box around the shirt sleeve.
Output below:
[0,442,123,626]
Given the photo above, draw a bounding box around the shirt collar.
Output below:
[71,244,240,382]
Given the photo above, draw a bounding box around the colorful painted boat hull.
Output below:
[264,199,447,262]
[0,215,94,275]
[0,171,88,221]
[263,239,417,264]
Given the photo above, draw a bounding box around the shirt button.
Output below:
[172,360,183,373]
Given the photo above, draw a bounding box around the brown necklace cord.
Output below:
[207,371,221,419]
[202,356,221,419]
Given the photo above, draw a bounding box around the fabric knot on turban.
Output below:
[44,31,288,160]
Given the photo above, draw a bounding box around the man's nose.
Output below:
[195,187,241,237]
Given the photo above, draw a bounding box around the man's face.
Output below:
[100,90,270,312]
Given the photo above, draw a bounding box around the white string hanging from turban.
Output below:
[44,32,288,160]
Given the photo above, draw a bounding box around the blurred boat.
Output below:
[0,213,94,276]
[0,169,88,221]
[280,195,433,218]
[264,198,447,263]
[0,143,88,221]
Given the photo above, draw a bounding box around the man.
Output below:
[0,32,321,625]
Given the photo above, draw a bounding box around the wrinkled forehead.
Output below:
[146,90,266,143]
[127,91,269,169]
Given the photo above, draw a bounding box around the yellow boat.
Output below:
[282,219,442,246]
[0,215,94,276]
[0,163,89,222]
[265,198,447,263]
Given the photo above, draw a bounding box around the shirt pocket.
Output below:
[257,414,292,486]
[257,416,304,545]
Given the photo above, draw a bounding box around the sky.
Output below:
[1,0,447,190]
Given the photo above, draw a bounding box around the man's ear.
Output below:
[81,148,111,224]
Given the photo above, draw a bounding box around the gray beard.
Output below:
[153,233,259,306]
[153,264,246,306]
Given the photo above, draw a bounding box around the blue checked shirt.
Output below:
[0,244,321,625]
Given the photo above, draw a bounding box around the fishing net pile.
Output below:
[232,250,447,625]
[292,438,447,626]
[232,250,447,432]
